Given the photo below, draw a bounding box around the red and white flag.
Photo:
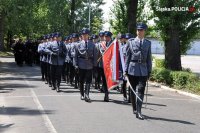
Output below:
[102,39,120,90]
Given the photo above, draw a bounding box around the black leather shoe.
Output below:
[74,85,78,89]
[81,96,85,100]
[85,97,91,102]
[56,85,60,92]
[104,96,109,102]
[123,97,127,101]
[133,110,137,114]
[136,113,144,120]
[52,86,56,90]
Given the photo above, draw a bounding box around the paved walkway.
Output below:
[153,54,200,76]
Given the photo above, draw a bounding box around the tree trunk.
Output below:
[127,0,138,36]
[0,12,5,51]
[7,31,12,50]
[164,27,182,71]
[70,0,75,33]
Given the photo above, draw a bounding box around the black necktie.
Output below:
[85,41,88,49]
[139,40,142,48]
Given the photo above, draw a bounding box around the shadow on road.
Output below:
[0,107,55,116]
[0,123,14,132]
[0,83,36,94]
[144,115,195,125]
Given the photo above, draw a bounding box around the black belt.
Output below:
[131,59,145,63]
[79,57,91,60]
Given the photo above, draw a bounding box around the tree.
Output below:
[0,0,105,51]
[110,0,145,36]
[150,0,200,70]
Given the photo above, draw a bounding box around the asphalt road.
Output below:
[0,57,200,133]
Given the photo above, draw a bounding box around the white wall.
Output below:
[150,39,200,55]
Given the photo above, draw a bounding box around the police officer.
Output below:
[96,31,105,93]
[92,34,101,90]
[71,33,80,89]
[74,28,97,102]
[120,33,134,102]
[62,36,69,83]
[64,36,72,84]
[124,23,152,120]
[46,33,53,87]
[69,35,76,86]
[24,39,34,66]
[46,32,66,92]
[119,34,128,100]
[33,39,40,65]
[38,36,46,80]
[97,31,113,102]
[13,39,25,66]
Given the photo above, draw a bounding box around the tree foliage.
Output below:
[150,0,200,54]
[150,0,200,70]
[110,0,145,36]
[0,0,104,50]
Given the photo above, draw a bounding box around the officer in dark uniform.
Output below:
[97,31,113,102]
[13,39,25,66]
[46,34,53,87]
[124,23,152,120]
[120,33,134,102]
[69,35,76,85]
[95,31,105,92]
[64,36,72,84]
[62,36,69,83]
[33,39,40,65]
[71,33,80,89]
[92,34,101,90]
[119,34,127,100]
[46,32,66,92]
[38,36,46,80]
[24,39,34,66]
[74,28,97,102]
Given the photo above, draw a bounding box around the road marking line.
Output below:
[24,79,57,133]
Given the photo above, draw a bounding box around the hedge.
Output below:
[150,68,200,95]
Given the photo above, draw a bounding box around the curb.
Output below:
[149,81,200,100]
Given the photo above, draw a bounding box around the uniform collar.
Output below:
[135,36,144,44]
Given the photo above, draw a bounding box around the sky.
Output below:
[100,0,114,31]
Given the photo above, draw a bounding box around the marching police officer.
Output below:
[74,28,97,102]
[64,36,72,84]
[92,34,101,91]
[62,36,69,83]
[71,33,80,89]
[46,32,66,92]
[120,33,134,102]
[97,31,113,102]
[69,35,76,86]
[119,34,128,101]
[124,22,152,120]
[46,34,53,87]
[24,39,34,66]
[13,39,25,66]
[38,36,46,80]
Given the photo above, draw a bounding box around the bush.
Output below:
[151,68,172,85]
[155,59,165,68]
[170,71,197,89]
[150,68,200,95]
